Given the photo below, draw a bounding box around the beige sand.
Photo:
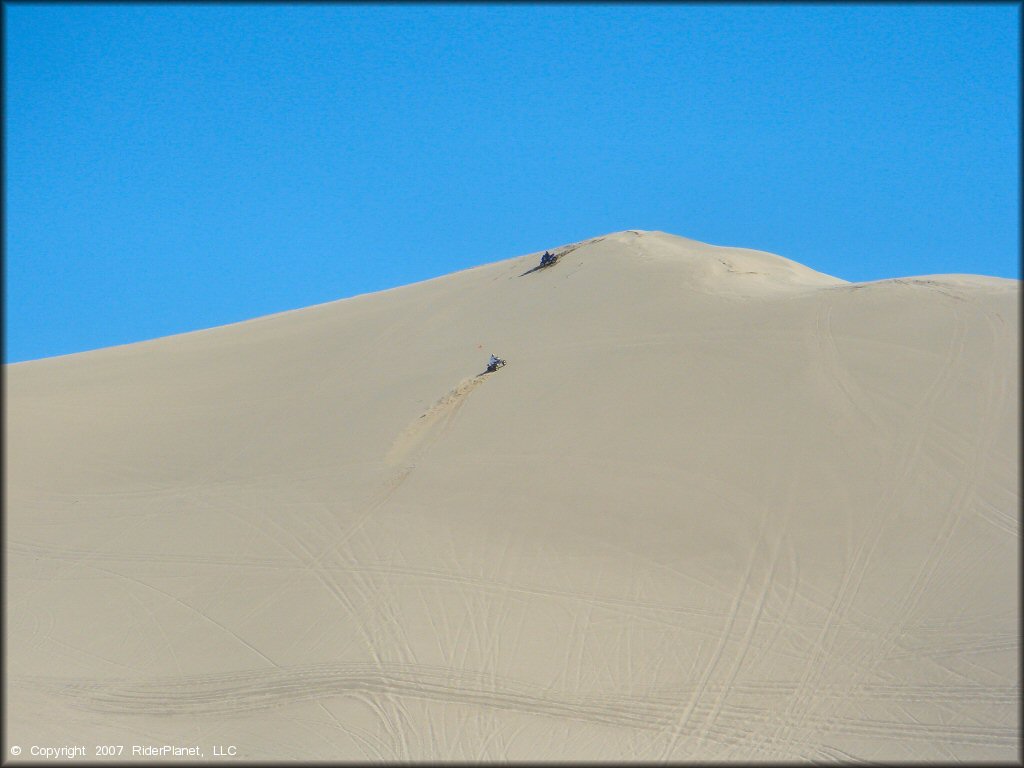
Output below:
[5,230,1019,761]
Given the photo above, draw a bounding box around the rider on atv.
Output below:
[486,354,506,373]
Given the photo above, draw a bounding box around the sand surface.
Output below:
[5,230,1019,761]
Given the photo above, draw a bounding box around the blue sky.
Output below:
[5,3,1019,363]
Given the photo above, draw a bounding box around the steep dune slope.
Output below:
[6,231,1019,761]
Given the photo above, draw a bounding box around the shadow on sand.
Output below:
[519,258,560,277]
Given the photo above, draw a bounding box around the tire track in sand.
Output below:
[331,372,490,756]
[18,666,1018,749]
[772,304,969,747]
[866,305,1013,672]
[815,302,888,435]
[386,376,487,467]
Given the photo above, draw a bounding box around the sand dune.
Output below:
[6,230,1019,761]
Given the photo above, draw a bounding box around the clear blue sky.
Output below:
[5,3,1019,363]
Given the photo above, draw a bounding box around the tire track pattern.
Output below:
[386,376,487,466]
[14,667,1018,749]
